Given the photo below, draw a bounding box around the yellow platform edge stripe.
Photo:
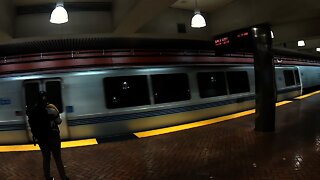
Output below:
[295,90,320,100]
[0,138,97,153]
[275,100,292,107]
[135,100,293,138]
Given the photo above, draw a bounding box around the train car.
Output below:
[297,66,320,93]
[0,64,319,145]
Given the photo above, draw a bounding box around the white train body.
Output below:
[0,65,319,144]
[298,66,320,89]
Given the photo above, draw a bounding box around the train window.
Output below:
[103,75,150,109]
[283,70,295,86]
[151,73,190,104]
[197,72,227,98]
[294,70,300,85]
[25,83,40,110]
[226,71,250,94]
[45,81,63,113]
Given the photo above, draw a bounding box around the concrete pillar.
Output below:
[251,25,276,132]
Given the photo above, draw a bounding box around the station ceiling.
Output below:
[0,0,319,55]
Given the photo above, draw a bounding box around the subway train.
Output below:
[0,64,320,145]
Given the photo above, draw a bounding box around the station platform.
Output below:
[0,91,319,179]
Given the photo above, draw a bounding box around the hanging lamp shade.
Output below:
[50,3,68,24]
[191,11,206,28]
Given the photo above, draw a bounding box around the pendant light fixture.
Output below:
[50,2,68,24]
[191,0,206,28]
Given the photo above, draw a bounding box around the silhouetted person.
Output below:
[27,91,69,180]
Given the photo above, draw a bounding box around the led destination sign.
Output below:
[214,37,229,46]
[213,28,253,54]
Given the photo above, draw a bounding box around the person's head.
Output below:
[37,91,48,105]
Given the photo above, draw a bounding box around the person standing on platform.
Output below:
[27,91,69,180]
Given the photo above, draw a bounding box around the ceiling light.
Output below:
[297,40,305,47]
[191,0,206,28]
[50,3,68,24]
[316,48,320,52]
[270,31,274,39]
[191,11,206,28]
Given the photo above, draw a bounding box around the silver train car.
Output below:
[0,65,319,144]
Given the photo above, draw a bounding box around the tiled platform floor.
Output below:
[0,94,320,180]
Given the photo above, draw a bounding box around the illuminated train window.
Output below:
[226,71,250,94]
[283,70,295,86]
[103,75,150,109]
[151,73,190,104]
[197,72,227,98]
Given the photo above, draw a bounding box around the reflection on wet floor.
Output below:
[293,154,303,171]
[315,135,320,152]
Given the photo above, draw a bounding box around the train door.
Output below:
[24,79,70,141]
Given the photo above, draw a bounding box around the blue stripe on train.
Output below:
[0,124,26,131]
[67,95,256,126]
[277,86,301,94]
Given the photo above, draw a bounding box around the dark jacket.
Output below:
[27,103,60,142]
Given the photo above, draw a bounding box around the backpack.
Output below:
[27,103,60,143]
[47,104,62,125]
